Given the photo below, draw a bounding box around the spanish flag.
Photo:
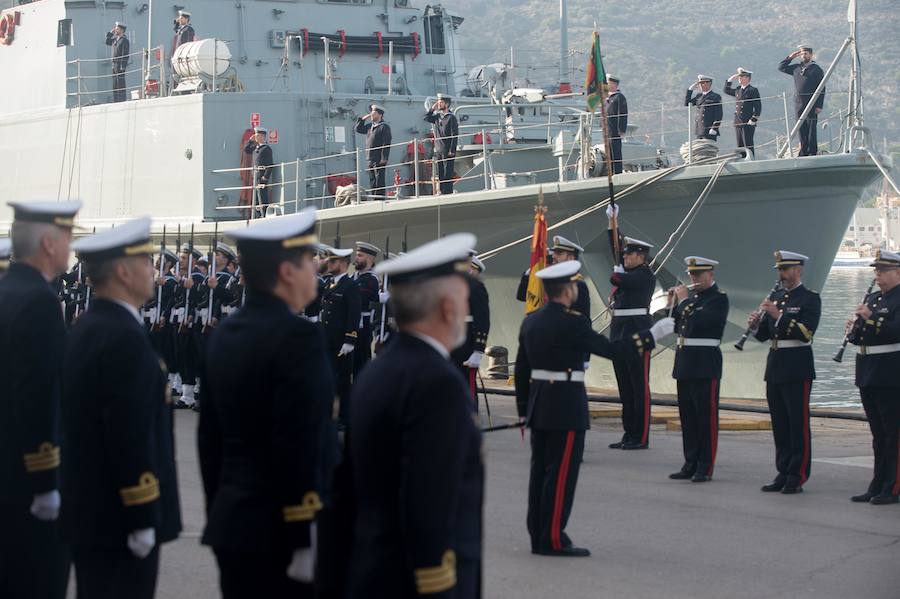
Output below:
[524,202,548,314]
[585,30,608,112]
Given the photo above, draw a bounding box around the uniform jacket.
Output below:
[451,276,491,365]
[672,283,730,380]
[849,284,900,388]
[753,284,821,383]
[105,32,130,73]
[424,110,459,156]
[174,23,195,49]
[60,299,181,547]
[304,274,326,321]
[778,58,825,110]
[355,119,392,164]
[353,269,380,333]
[723,82,762,125]
[0,263,67,503]
[604,90,628,137]
[348,333,483,598]
[321,273,362,350]
[684,89,724,138]
[243,141,274,185]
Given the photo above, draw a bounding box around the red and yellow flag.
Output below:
[524,201,548,314]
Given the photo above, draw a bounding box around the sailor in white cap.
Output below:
[243,127,275,217]
[355,104,392,198]
[60,217,182,599]
[667,256,729,482]
[685,74,723,141]
[724,67,762,156]
[198,208,334,593]
[173,9,195,50]
[779,44,825,156]
[347,233,483,598]
[515,259,674,557]
[352,241,382,374]
[846,250,900,505]
[550,235,590,319]
[748,250,821,494]
[604,74,628,174]
[425,93,460,193]
[450,250,491,397]
[105,21,130,102]
[0,237,10,279]
[0,200,80,599]
[321,246,361,422]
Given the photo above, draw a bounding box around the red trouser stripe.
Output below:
[551,431,576,551]
[800,379,811,484]
[707,379,719,476]
[467,367,476,399]
[640,350,651,445]
[893,433,900,496]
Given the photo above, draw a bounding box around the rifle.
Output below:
[833,278,877,363]
[179,224,195,334]
[203,222,218,332]
[378,236,390,342]
[152,225,167,330]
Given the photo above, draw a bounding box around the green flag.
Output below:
[585,31,608,112]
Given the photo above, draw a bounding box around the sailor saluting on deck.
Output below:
[684,75,723,141]
[779,45,825,157]
[355,104,392,199]
[244,127,275,217]
[424,93,459,194]
[173,10,195,52]
[723,67,761,157]
[105,22,130,103]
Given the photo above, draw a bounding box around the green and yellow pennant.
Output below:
[585,30,608,112]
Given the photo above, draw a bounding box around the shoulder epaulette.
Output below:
[565,308,582,317]
[573,274,584,281]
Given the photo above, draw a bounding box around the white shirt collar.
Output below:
[409,331,450,359]
[333,272,346,283]
[112,299,143,324]
[740,84,748,90]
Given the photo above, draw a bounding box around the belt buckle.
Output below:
[860,346,868,355]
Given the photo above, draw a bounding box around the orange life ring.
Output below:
[0,12,15,46]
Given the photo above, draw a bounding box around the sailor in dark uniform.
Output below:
[347,233,484,598]
[723,67,762,157]
[173,9,195,51]
[451,252,491,399]
[606,206,657,449]
[604,75,628,174]
[149,249,179,381]
[684,74,723,141]
[208,241,237,324]
[0,200,80,599]
[779,45,825,156]
[199,209,333,597]
[352,241,381,375]
[847,250,900,505]
[516,248,553,303]
[173,243,204,409]
[243,126,275,216]
[748,251,821,494]
[61,218,182,599]
[321,247,361,425]
[355,104,392,198]
[0,238,10,279]
[105,22,130,103]
[424,93,459,194]
[668,257,730,482]
[550,236,590,318]
[303,247,327,323]
[371,251,400,351]
[515,260,675,557]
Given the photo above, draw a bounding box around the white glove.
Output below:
[605,204,619,219]
[463,351,483,369]
[286,547,315,583]
[378,291,390,304]
[583,361,590,371]
[708,128,717,136]
[30,490,60,521]
[649,317,676,343]
[338,343,355,356]
[127,527,156,559]
[613,265,625,274]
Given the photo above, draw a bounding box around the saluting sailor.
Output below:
[723,67,762,157]
[355,104,392,198]
[60,218,182,599]
[684,74,723,141]
[172,9,195,52]
[321,246,362,425]
[243,127,275,216]
[779,44,825,157]
[352,241,381,375]
[515,259,674,557]
[0,200,81,599]
[748,251,821,495]
[668,257,730,482]
[424,93,460,194]
[105,22,130,103]
[604,75,628,174]
[847,250,900,505]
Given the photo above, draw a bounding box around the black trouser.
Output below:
[609,135,623,174]
[177,325,198,389]
[255,182,270,215]
[860,386,900,497]
[315,442,354,599]
[766,380,812,484]
[676,379,720,477]
[456,557,481,599]
[435,153,455,194]
[796,109,819,156]
[215,548,313,599]
[367,162,386,198]
[0,500,69,599]
[527,429,585,552]
[352,326,373,376]
[612,349,651,445]
[112,69,126,102]
[72,545,159,599]
[330,351,354,424]
[735,124,755,156]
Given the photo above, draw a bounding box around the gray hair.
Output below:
[10,221,62,260]
[391,276,459,327]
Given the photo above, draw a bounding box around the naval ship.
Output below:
[0,0,892,399]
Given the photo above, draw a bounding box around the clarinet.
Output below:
[833,278,877,363]
[735,281,783,350]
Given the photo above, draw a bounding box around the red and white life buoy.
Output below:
[0,12,17,46]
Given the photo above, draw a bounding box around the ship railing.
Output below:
[66,45,166,107]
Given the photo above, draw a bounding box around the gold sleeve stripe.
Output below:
[120,472,161,507]
[23,442,60,473]
[283,491,323,522]
[414,550,457,594]
[797,323,813,341]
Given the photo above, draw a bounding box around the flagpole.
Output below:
[591,29,620,264]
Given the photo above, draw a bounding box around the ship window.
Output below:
[319,0,373,4]
[57,19,73,47]
[848,226,854,231]
[423,14,445,54]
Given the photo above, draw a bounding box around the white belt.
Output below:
[613,308,649,317]
[171,307,185,323]
[141,308,157,320]
[197,308,209,320]
[531,369,585,382]
[465,315,474,322]
[859,343,900,356]
[358,310,376,327]
[677,337,720,348]
[221,306,236,316]
[306,315,320,323]
[771,339,811,349]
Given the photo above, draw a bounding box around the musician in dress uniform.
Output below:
[424,93,459,194]
[321,247,361,424]
[606,205,656,450]
[0,201,80,599]
[779,45,825,156]
[105,22,130,103]
[748,251,821,494]
[667,257,730,482]
[515,260,675,557]
[60,218,182,599]
[355,104,392,198]
[173,10,195,51]
[352,241,381,375]
[684,75,723,141]
[450,252,491,399]
[723,67,762,157]
[604,75,628,174]
[347,233,484,597]
[847,250,900,505]
[0,238,11,279]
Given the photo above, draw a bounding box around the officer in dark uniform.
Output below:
[105,22,130,103]
[352,241,381,375]
[550,236,590,318]
[668,257,730,482]
[723,67,762,157]
[347,233,484,598]
[847,250,900,505]
[355,104,392,198]
[303,247,327,323]
[604,75,628,174]
[61,218,182,599]
[515,260,674,557]
[779,45,825,156]
[684,75,723,141]
[243,127,275,216]
[0,238,10,279]
[198,209,333,597]
[516,248,553,302]
[173,10,195,51]
[749,251,821,494]
[0,200,80,599]
[451,252,491,398]
[606,205,656,450]
[424,93,459,194]
[321,247,361,424]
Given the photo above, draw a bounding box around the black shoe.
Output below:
[781,484,803,495]
[191,403,200,412]
[761,479,785,493]
[870,494,899,505]
[608,441,625,449]
[538,546,591,557]
[669,470,694,480]
[621,442,648,450]
[691,473,711,483]
[173,399,194,410]
[851,492,874,503]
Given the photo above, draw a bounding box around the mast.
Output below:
[846,0,864,147]
[558,0,571,93]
